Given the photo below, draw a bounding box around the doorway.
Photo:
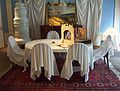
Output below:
[0,3,4,48]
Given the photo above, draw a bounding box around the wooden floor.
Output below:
[0,47,12,78]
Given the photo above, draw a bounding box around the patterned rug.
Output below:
[0,59,120,91]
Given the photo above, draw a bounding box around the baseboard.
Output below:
[0,63,12,78]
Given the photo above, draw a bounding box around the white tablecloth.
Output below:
[24,39,94,70]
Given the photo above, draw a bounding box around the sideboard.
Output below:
[40,25,61,39]
[40,25,87,40]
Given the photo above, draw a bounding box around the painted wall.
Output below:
[0,0,8,32]
[99,0,115,33]
[0,0,25,32]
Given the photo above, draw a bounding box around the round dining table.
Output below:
[23,39,94,71]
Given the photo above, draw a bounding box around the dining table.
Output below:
[23,39,94,71]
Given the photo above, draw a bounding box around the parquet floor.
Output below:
[0,47,12,78]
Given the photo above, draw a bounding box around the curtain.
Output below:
[26,0,46,40]
[113,0,120,51]
[76,0,103,44]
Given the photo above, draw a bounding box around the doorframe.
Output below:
[0,3,4,48]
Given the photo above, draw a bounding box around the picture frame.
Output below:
[46,2,76,26]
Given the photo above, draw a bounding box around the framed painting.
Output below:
[46,2,76,26]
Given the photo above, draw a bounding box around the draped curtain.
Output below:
[25,0,102,41]
[26,0,46,40]
[76,0,103,44]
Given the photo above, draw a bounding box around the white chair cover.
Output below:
[47,31,60,39]
[60,43,90,82]
[93,35,114,61]
[7,36,28,67]
[30,43,59,80]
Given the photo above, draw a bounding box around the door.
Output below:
[0,3,4,48]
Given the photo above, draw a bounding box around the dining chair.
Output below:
[93,35,114,68]
[30,43,59,80]
[47,31,60,39]
[7,36,28,67]
[60,43,90,82]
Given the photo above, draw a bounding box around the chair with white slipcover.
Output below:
[30,43,59,80]
[47,31,60,39]
[7,36,28,67]
[93,35,114,67]
[60,43,90,82]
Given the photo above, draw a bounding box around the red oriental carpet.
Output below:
[0,59,120,91]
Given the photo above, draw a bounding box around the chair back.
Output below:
[47,31,60,39]
[31,43,59,80]
[8,36,21,53]
[60,43,90,82]
[7,36,26,67]
[93,35,114,61]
